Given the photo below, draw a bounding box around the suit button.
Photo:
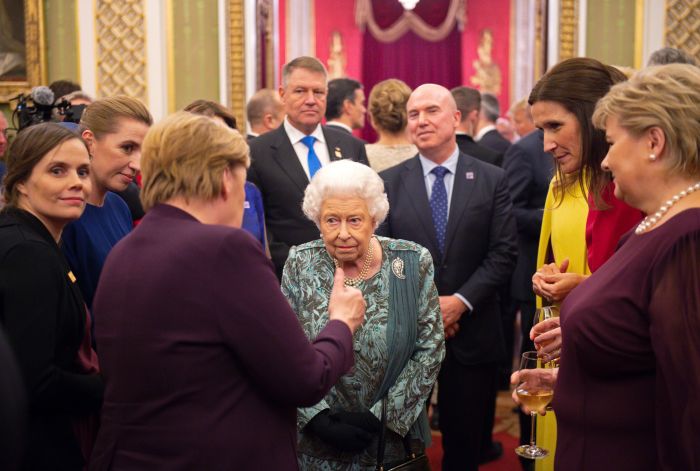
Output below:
[442,264,448,270]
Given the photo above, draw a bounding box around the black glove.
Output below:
[306,410,375,452]
[330,410,382,434]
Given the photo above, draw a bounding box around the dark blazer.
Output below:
[90,204,354,471]
[0,325,27,471]
[456,133,503,167]
[378,153,518,365]
[0,208,103,471]
[248,124,369,277]
[502,130,554,301]
[324,122,351,134]
[478,128,511,155]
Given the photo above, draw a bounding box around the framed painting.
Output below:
[0,0,45,102]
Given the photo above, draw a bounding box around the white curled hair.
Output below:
[302,160,389,229]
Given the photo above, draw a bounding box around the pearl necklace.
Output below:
[333,237,375,287]
[635,181,700,234]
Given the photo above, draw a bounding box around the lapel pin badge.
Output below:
[334,147,342,158]
[466,171,475,180]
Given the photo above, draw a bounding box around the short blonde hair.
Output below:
[369,79,412,134]
[302,160,389,229]
[593,63,700,179]
[80,95,153,138]
[140,112,250,211]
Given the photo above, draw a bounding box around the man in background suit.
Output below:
[476,93,511,154]
[245,88,284,141]
[248,57,369,278]
[451,86,503,167]
[379,84,517,471]
[324,77,366,136]
[502,128,553,471]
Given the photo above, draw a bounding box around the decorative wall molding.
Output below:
[559,0,578,61]
[95,0,148,101]
[355,0,466,43]
[665,0,700,62]
[286,0,315,59]
[228,0,246,131]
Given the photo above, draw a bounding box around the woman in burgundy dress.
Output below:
[521,63,700,470]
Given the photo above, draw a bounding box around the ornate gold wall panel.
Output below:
[44,0,79,84]
[167,0,220,112]
[559,0,578,61]
[666,0,700,62]
[228,0,246,131]
[585,0,637,68]
[95,0,147,101]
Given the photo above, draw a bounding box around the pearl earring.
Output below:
[649,153,656,161]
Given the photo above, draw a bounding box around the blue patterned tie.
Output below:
[300,135,322,178]
[430,166,449,257]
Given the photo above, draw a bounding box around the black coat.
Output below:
[248,124,369,277]
[456,133,503,167]
[478,128,511,155]
[0,208,103,471]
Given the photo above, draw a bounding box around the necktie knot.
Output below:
[431,166,449,180]
[301,135,317,148]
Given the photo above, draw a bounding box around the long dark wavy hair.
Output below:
[529,57,627,209]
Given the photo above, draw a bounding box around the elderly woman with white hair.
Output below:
[282,160,445,470]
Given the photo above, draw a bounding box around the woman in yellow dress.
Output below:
[524,58,643,471]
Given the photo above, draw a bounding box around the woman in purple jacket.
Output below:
[90,112,365,471]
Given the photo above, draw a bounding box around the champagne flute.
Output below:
[514,351,554,460]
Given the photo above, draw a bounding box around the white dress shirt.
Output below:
[284,118,331,179]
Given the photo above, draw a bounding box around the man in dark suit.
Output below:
[245,88,284,141]
[379,84,517,471]
[451,86,503,167]
[502,129,553,471]
[324,78,366,136]
[248,57,369,277]
[476,93,512,155]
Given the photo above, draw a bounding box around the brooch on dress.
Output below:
[391,257,406,279]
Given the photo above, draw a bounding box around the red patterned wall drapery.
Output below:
[358,0,465,142]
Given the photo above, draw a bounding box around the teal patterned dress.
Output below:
[282,236,445,470]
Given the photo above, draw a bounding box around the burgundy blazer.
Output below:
[90,204,354,471]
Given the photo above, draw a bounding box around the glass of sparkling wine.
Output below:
[514,351,554,460]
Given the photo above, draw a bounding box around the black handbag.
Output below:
[375,398,431,471]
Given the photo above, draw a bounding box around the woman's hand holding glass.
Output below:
[512,352,556,460]
[532,307,561,363]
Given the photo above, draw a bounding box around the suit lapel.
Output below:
[444,154,477,254]
[401,157,441,255]
[323,126,344,161]
[270,126,309,193]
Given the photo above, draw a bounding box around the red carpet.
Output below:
[425,431,522,470]
[424,391,523,470]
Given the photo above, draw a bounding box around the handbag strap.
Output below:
[376,397,417,470]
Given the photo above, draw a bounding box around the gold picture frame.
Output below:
[0,0,46,103]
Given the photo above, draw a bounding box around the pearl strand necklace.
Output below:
[333,237,376,287]
[635,181,700,234]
